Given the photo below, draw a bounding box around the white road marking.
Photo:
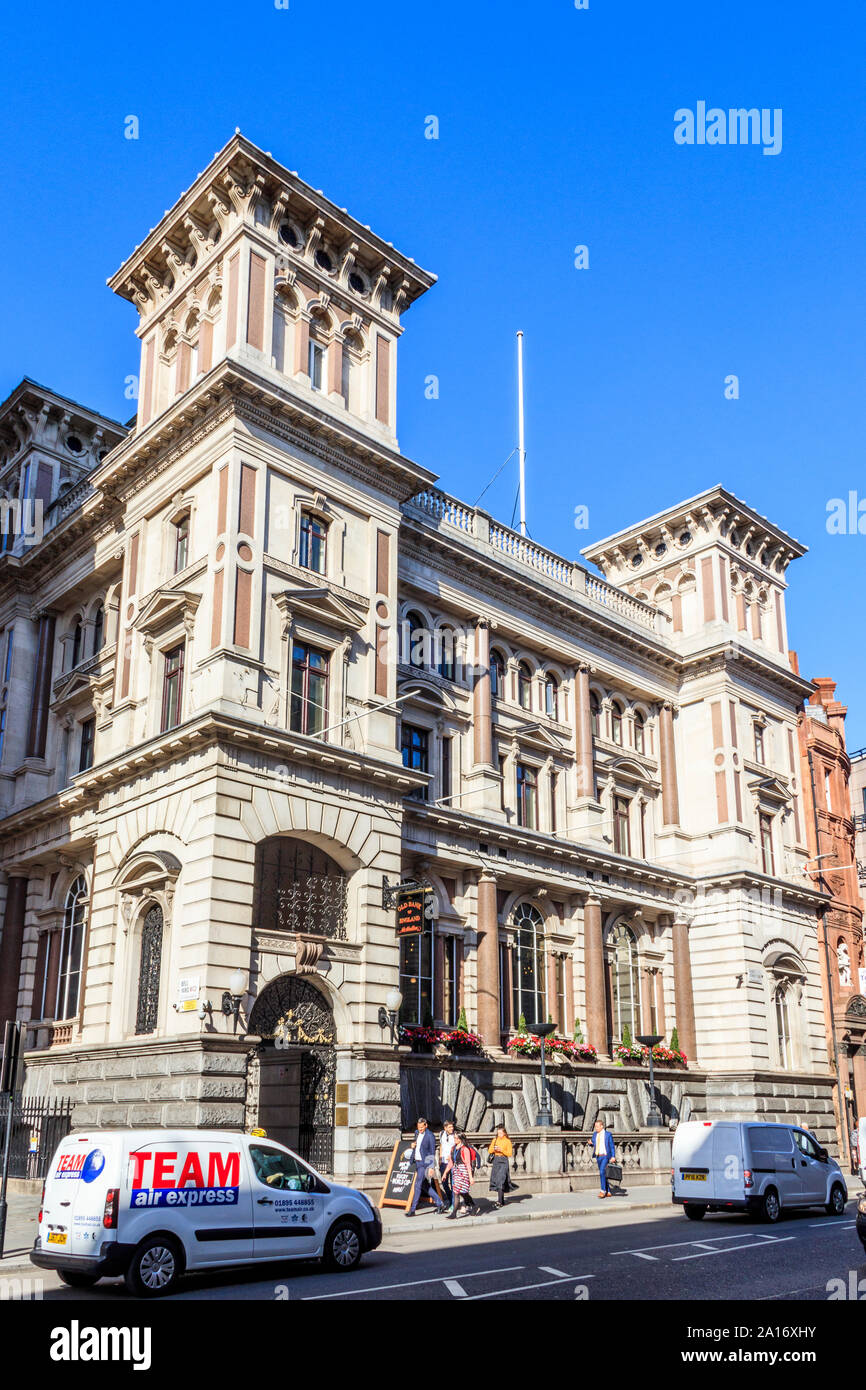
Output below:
[444,1279,467,1297]
[538,1266,570,1277]
[807,1220,856,1229]
[467,1274,595,1300]
[614,1232,771,1257]
[672,1236,796,1261]
[630,1252,659,1261]
[304,1264,525,1299]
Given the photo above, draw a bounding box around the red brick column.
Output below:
[0,877,28,1022]
[659,702,680,826]
[672,915,697,1062]
[583,896,607,1054]
[476,870,500,1047]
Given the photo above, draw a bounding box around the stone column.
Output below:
[574,662,594,801]
[475,870,501,1048]
[659,702,680,826]
[26,612,56,759]
[583,896,607,1054]
[472,618,493,767]
[671,915,697,1062]
[0,877,28,1022]
[639,966,654,1036]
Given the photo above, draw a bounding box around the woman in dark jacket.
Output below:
[488,1124,515,1208]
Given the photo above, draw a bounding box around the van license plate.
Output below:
[47,1232,67,1245]
[683,1173,706,1182]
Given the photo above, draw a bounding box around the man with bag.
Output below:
[404,1116,445,1216]
[588,1117,618,1198]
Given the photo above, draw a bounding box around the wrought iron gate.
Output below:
[299,1046,336,1171]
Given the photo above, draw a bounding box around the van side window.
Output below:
[249,1145,313,1191]
[794,1131,820,1160]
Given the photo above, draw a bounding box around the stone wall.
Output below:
[705,1070,840,1153]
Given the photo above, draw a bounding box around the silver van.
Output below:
[672,1119,848,1222]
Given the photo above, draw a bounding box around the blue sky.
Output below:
[2,1,865,742]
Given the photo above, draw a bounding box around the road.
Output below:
[14,1198,866,1302]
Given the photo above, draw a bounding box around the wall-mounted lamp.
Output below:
[221,969,248,1032]
[377,988,403,1044]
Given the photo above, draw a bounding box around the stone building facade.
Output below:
[0,134,847,1188]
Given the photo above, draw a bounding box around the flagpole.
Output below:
[517,330,526,537]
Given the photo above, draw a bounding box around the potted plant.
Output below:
[398,1024,440,1053]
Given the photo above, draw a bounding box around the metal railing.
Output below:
[0,1094,73,1180]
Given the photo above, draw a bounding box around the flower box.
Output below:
[611,1043,688,1068]
[507,1034,598,1061]
[440,1028,485,1056]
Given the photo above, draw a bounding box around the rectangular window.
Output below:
[613,795,631,856]
[759,812,775,875]
[549,769,558,833]
[341,347,351,407]
[0,707,6,765]
[639,799,647,858]
[516,762,537,829]
[443,934,459,1027]
[498,753,507,811]
[308,339,325,391]
[555,954,566,1034]
[78,717,95,772]
[174,515,190,573]
[3,627,12,682]
[298,511,327,574]
[441,736,452,801]
[754,723,765,764]
[825,769,833,813]
[399,928,433,1026]
[401,723,429,799]
[161,644,185,732]
[290,642,329,736]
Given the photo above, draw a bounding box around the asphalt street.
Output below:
[15,1198,866,1303]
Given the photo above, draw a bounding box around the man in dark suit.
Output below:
[405,1116,444,1216]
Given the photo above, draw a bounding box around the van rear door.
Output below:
[672,1122,717,1201]
[41,1134,122,1259]
[711,1124,745,1203]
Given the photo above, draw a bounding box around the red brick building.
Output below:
[797,672,866,1162]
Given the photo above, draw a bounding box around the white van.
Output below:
[31,1129,381,1296]
[672,1120,848,1223]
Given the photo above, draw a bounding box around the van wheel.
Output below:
[684,1205,706,1221]
[761,1188,781,1223]
[323,1218,362,1272]
[125,1235,183,1298]
[825,1183,846,1216]
[58,1270,100,1288]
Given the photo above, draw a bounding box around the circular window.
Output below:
[66,435,84,453]
[631,553,643,568]
[348,270,367,295]
[278,221,300,248]
[315,248,334,273]
[678,531,692,546]
[654,541,667,557]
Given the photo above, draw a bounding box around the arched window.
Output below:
[57,876,88,1020]
[544,675,559,720]
[405,611,429,668]
[70,620,83,669]
[92,605,104,655]
[590,692,600,737]
[774,982,793,1069]
[633,709,645,754]
[135,903,164,1036]
[610,700,623,745]
[609,921,640,1046]
[490,649,506,698]
[769,956,803,1070]
[517,661,532,711]
[436,628,456,682]
[511,903,546,1027]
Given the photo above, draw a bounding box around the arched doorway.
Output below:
[248,975,336,1172]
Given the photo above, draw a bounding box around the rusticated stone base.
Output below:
[704,1070,839,1153]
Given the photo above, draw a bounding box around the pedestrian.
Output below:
[404,1116,445,1216]
[487,1124,514,1208]
[443,1129,479,1218]
[438,1119,458,1205]
[588,1117,615,1198]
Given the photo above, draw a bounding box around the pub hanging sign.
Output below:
[396,886,433,937]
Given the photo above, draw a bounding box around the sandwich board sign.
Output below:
[377,1138,439,1211]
